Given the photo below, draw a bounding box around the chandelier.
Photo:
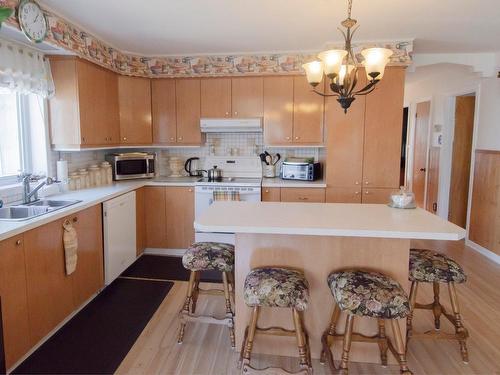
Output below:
[302,0,393,113]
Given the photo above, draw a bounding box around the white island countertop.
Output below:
[194,201,466,240]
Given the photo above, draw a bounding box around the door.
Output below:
[262,187,281,202]
[176,79,203,145]
[201,78,231,118]
[412,101,431,208]
[264,76,294,145]
[118,76,152,144]
[232,77,263,118]
[24,219,75,345]
[326,187,362,203]
[144,186,167,248]
[426,147,440,213]
[103,68,120,144]
[136,187,146,255]
[165,187,195,248]
[449,95,475,228]
[363,67,405,188]
[152,79,177,144]
[0,235,31,368]
[362,188,394,204]
[292,76,324,144]
[71,205,104,303]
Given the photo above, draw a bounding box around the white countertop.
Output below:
[262,178,326,188]
[194,201,466,240]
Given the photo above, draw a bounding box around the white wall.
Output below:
[475,77,500,150]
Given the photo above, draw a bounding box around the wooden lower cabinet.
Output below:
[280,188,325,203]
[165,187,195,249]
[262,187,281,202]
[362,188,394,204]
[144,187,168,248]
[326,187,362,203]
[136,187,146,255]
[0,235,31,368]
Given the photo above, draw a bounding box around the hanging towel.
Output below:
[63,220,78,275]
[213,190,240,201]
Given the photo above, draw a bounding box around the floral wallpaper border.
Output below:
[1,0,413,78]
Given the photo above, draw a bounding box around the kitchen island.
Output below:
[194,201,466,364]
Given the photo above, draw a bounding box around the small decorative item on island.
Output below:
[77,168,90,189]
[169,157,184,177]
[88,164,102,187]
[100,161,113,185]
[388,186,416,209]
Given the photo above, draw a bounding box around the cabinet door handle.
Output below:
[170,137,175,141]
[420,168,426,172]
[295,136,300,140]
[234,111,238,116]
[82,137,86,143]
[354,191,360,195]
[298,197,308,201]
[355,181,360,185]
[72,217,78,223]
[15,239,22,246]
[188,188,193,192]
[225,112,229,116]
[123,137,127,141]
[365,181,369,185]
[285,136,291,141]
[364,191,370,194]
[265,189,269,193]
[178,137,183,141]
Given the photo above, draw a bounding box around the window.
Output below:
[0,88,48,185]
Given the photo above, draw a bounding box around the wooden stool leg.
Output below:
[292,308,311,370]
[389,320,413,375]
[241,306,260,371]
[191,271,201,314]
[448,282,469,363]
[406,281,418,345]
[178,270,197,344]
[321,303,340,366]
[378,319,389,367]
[222,271,235,348]
[339,313,355,374]
[432,282,442,330]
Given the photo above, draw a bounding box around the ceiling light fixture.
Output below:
[302,0,393,113]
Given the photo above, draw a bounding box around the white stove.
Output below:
[194,156,262,244]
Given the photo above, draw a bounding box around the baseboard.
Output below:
[144,248,185,257]
[466,239,500,265]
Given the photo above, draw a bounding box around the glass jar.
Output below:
[68,172,78,191]
[100,161,113,185]
[88,164,102,187]
[78,168,90,189]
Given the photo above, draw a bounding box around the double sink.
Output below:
[0,199,82,221]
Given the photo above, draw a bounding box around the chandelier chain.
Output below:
[347,0,353,19]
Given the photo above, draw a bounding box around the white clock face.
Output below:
[18,1,47,43]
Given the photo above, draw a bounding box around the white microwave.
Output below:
[106,153,156,180]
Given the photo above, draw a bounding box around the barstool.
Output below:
[177,242,236,348]
[321,270,412,375]
[407,248,469,363]
[239,267,312,374]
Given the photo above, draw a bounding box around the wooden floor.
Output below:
[116,240,500,375]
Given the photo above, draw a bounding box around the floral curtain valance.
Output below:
[0,37,55,98]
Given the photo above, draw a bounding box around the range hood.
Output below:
[200,118,262,133]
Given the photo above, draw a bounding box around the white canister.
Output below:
[89,164,102,187]
[78,168,90,189]
[169,157,184,177]
[100,161,113,185]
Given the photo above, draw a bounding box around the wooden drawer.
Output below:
[326,187,361,203]
[280,188,325,203]
[262,187,281,202]
[362,188,393,204]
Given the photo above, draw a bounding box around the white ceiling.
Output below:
[39,0,500,56]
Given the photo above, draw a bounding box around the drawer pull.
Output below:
[15,239,22,246]
[298,197,308,201]
[72,217,78,223]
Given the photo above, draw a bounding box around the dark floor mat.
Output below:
[13,278,173,375]
[121,255,222,283]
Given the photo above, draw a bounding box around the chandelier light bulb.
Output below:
[361,47,393,81]
[302,61,324,87]
[317,49,347,78]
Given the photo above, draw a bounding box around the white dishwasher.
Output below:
[103,191,137,285]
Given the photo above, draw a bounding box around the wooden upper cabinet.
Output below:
[325,71,366,188]
[264,76,294,145]
[118,76,152,144]
[165,187,195,249]
[0,235,31,368]
[48,56,120,148]
[176,79,203,145]
[363,67,405,188]
[152,79,177,144]
[201,78,232,118]
[232,77,264,118]
[292,76,324,144]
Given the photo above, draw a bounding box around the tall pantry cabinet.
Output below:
[325,67,405,204]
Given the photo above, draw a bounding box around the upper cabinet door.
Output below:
[200,78,231,118]
[325,70,366,188]
[363,67,405,188]
[176,79,203,145]
[102,68,120,145]
[231,77,263,118]
[292,76,324,144]
[151,79,177,144]
[118,76,152,145]
[264,76,294,145]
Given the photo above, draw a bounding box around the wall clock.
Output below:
[18,0,47,43]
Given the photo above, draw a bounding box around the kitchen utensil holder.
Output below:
[263,164,276,178]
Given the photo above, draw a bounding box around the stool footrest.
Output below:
[256,325,296,337]
[197,287,225,296]
[180,312,234,327]
[241,362,311,375]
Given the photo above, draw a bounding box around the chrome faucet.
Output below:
[19,173,54,204]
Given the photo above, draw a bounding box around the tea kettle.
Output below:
[184,157,202,177]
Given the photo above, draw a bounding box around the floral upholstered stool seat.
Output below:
[321,270,413,375]
[406,248,469,363]
[177,242,235,348]
[239,267,312,374]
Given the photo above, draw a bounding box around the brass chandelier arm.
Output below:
[311,89,339,98]
[352,81,379,96]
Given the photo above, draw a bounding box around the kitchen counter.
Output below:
[194,201,465,363]
[261,177,326,188]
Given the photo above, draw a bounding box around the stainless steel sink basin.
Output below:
[0,199,81,221]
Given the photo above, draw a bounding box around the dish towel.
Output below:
[63,220,78,275]
[213,190,240,201]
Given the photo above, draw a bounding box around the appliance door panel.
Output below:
[103,191,137,285]
[116,159,148,176]
[281,164,309,180]
[195,187,261,218]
